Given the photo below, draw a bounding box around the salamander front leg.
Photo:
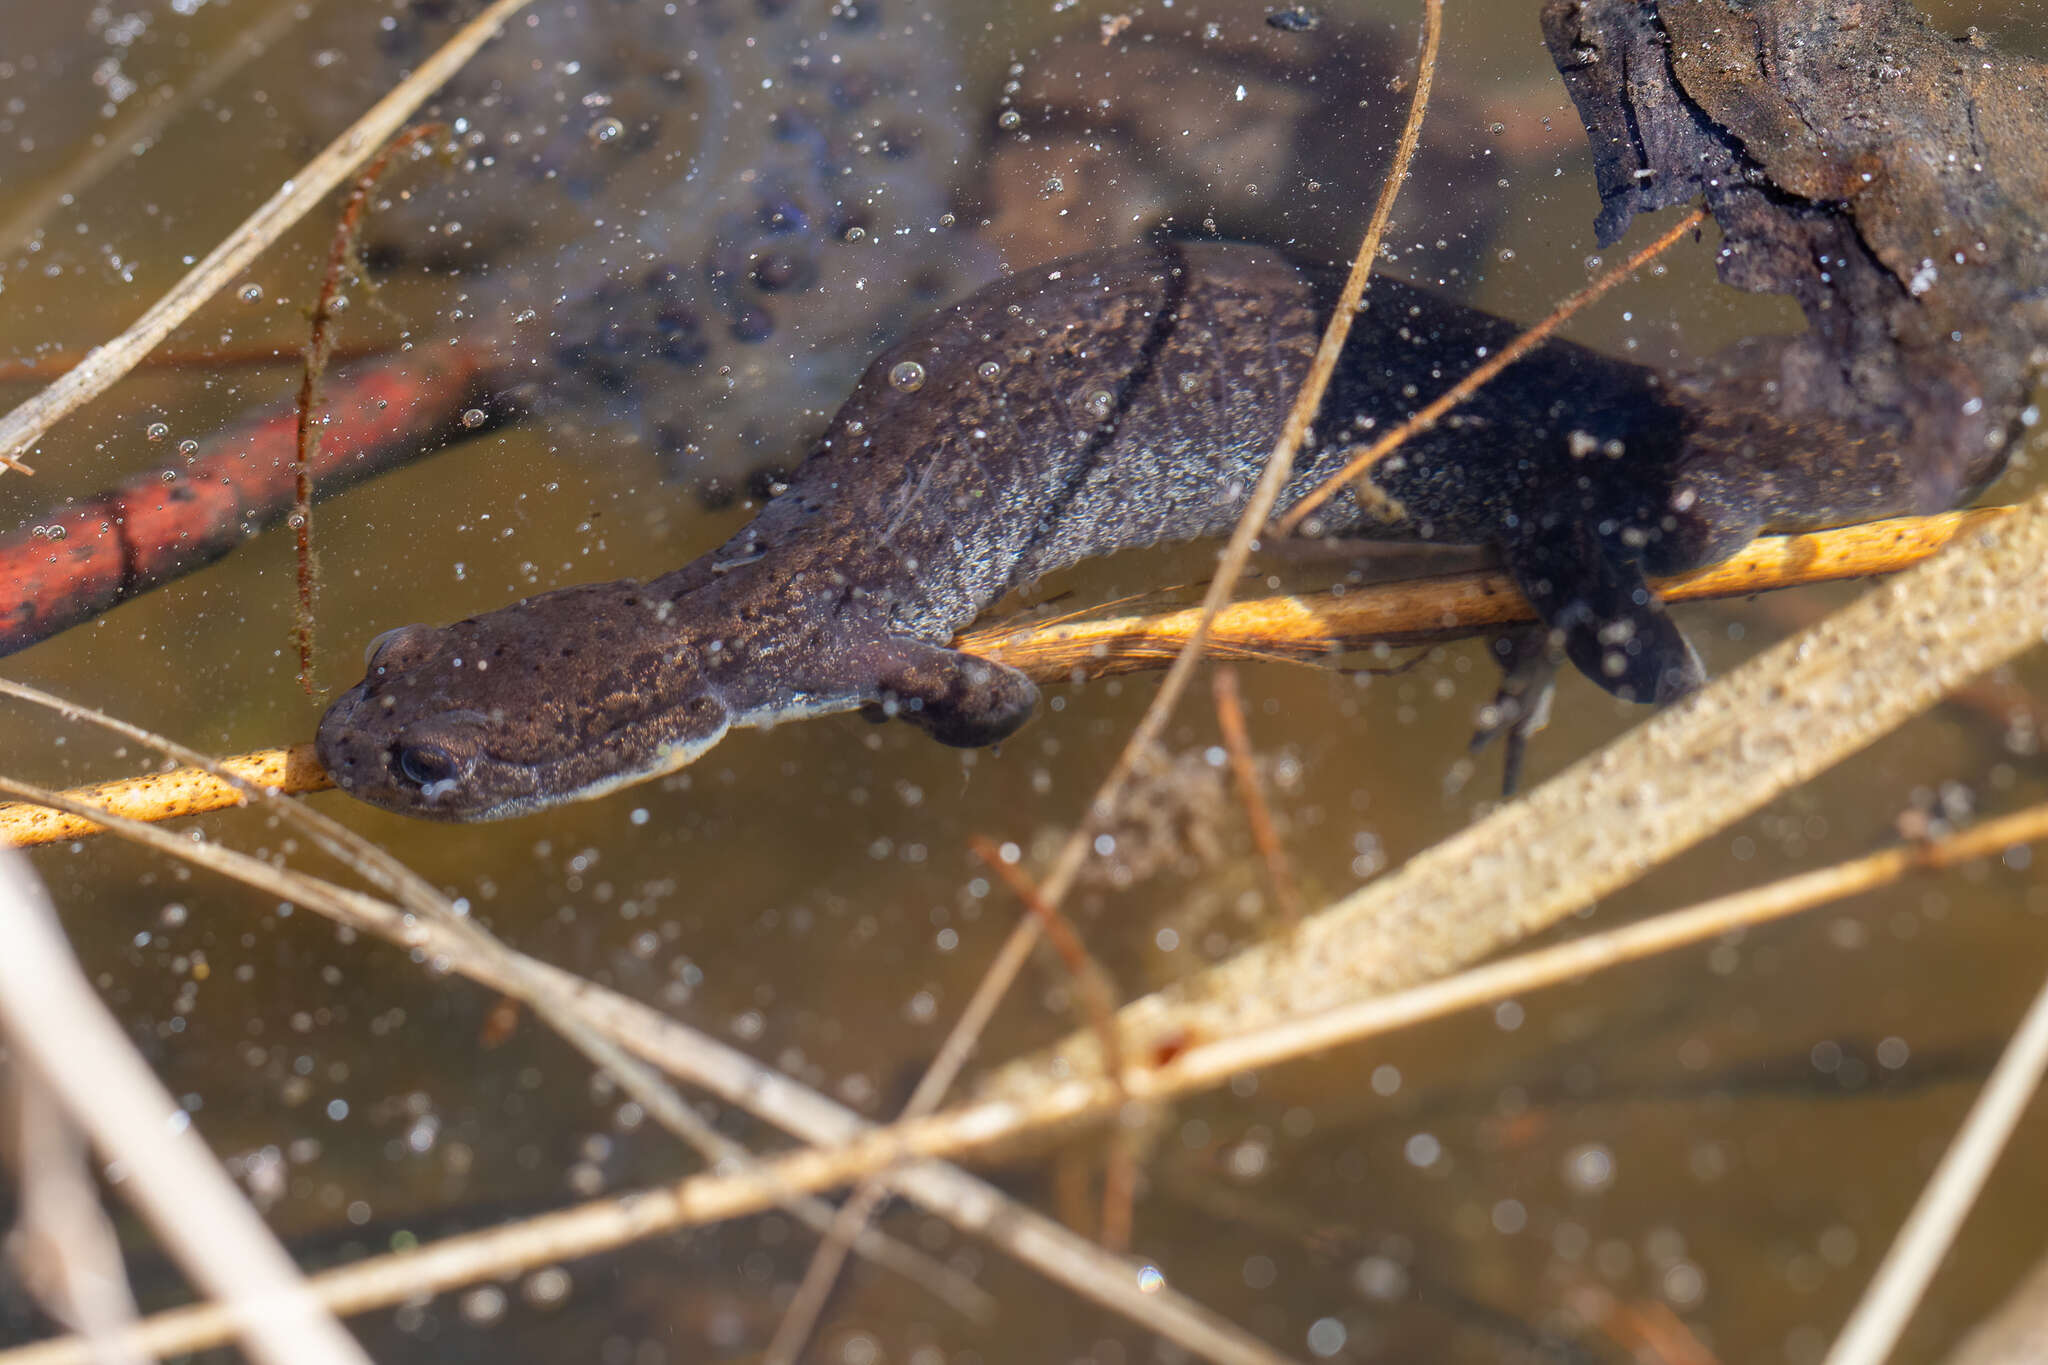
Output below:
[1501,524,1703,706]
[853,638,1042,748]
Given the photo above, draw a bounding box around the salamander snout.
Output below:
[316,579,742,821]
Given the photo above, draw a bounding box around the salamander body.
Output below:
[317,242,1983,819]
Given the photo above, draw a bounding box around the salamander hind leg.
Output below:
[853,638,1041,748]
[1470,627,1562,797]
[1501,525,1703,706]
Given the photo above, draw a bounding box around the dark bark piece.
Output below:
[1540,0,1752,245]
[1541,0,2048,525]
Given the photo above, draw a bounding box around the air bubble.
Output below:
[177,439,198,457]
[976,360,1004,381]
[460,408,488,429]
[588,117,625,147]
[1564,1143,1616,1192]
[997,110,1021,130]
[238,283,264,303]
[1082,389,1114,419]
[888,360,927,392]
[145,422,169,442]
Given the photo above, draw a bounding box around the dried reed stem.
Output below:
[20,788,2042,1365]
[0,0,537,473]
[972,836,1132,1089]
[0,0,306,257]
[1825,956,2048,1364]
[4,1075,145,1363]
[0,685,991,1324]
[971,836,1137,1250]
[293,123,445,693]
[0,771,1275,1365]
[1211,668,1304,927]
[0,853,371,1365]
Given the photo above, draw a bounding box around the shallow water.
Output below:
[2,2,2046,1362]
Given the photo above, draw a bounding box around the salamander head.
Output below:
[315,580,733,821]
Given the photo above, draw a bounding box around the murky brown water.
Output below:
[3,2,2047,1362]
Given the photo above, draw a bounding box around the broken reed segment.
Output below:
[0,747,332,848]
[0,507,2003,849]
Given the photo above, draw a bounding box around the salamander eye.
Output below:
[365,624,434,670]
[395,742,465,791]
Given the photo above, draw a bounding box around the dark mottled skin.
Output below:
[318,242,1982,819]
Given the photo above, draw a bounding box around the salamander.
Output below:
[316,240,1998,819]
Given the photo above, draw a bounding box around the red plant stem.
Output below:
[0,341,506,658]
